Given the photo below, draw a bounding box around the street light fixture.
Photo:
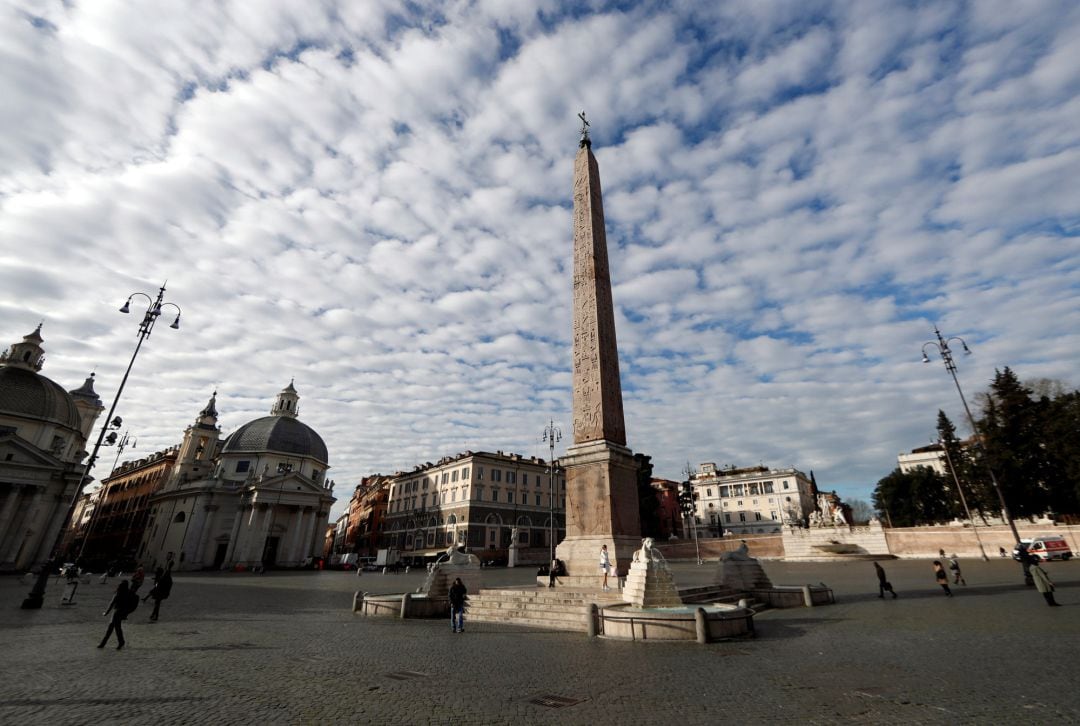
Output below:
[21,284,181,609]
[921,325,1021,546]
[541,420,561,566]
[75,429,136,562]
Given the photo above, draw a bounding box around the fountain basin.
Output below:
[752,585,834,608]
[357,593,448,619]
[598,603,754,642]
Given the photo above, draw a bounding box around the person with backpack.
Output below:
[948,554,966,586]
[98,580,138,649]
[144,564,174,621]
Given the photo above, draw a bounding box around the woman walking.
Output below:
[599,545,611,591]
[1031,562,1062,607]
[933,560,953,597]
[98,580,137,649]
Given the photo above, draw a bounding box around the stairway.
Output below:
[468,587,624,632]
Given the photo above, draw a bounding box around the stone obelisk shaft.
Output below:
[555,141,640,587]
[571,145,626,446]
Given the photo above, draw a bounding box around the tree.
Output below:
[847,498,873,525]
[872,467,954,527]
[979,368,1052,518]
[936,410,992,521]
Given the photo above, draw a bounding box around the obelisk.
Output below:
[555,113,641,587]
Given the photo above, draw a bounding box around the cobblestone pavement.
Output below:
[2,557,1078,725]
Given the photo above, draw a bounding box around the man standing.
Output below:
[449,577,467,633]
[144,564,173,621]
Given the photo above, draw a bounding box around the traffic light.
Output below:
[678,482,697,517]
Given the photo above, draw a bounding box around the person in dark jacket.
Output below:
[448,577,467,633]
[933,560,953,597]
[874,562,897,598]
[144,564,174,621]
[99,580,137,649]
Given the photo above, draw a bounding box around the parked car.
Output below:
[1025,535,1073,561]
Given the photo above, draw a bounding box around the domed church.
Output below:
[0,327,103,573]
[139,382,335,571]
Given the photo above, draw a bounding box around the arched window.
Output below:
[447,514,457,525]
[484,513,501,525]
[515,515,532,527]
[173,511,186,523]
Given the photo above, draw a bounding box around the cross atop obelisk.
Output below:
[555,112,640,588]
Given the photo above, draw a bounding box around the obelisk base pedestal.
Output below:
[555,440,641,584]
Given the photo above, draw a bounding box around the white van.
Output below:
[1026,535,1073,561]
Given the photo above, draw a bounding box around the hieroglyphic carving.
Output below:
[571,146,626,445]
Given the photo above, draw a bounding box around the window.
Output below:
[236,460,250,473]
[535,494,541,506]
[737,500,743,507]
[783,481,789,490]
[706,488,712,497]
[521,474,528,486]
[474,486,483,500]
[432,493,439,506]
[719,486,730,497]
[508,471,516,484]
[493,470,502,482]
[422,477,429,490]
[752,499,758,505]
[763,481,774,493]
[491,490,499,502]
[462,467,469,479]
[771,511,778,520]
[452,490,457,502]
[755,512,762,521]
[441,473,449,485]
[477,467,483,480]
[174,511,186,523]
[732,484,744,496]
[739,513,746,522]
[724,513,731,523]
[451,470,458,482]
[421,494,428,508]
[723,501,729,508]
[748,483,760,495]
[507,491,514,503]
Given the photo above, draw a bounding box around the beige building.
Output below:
[139,383,335,571]
[381,450,565,565]
[898,444,947,475]
[690,463,816,536]
[0,326,103,572]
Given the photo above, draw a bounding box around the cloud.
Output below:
[2,1,1078,521]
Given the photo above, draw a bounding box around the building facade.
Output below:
[380,450,565,565]
[67,446,178,567]
[343,475,391,557]
[138,383,335,571]
[898,443,948,475]
[690,463,816,536]
[0,327,103,572]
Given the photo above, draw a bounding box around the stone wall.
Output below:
[658,534,784,561]
[883,524,1080,558]
[782,521,891,559]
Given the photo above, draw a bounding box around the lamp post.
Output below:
[21,284,180,609]
[921,326,1020,545]
[542,420,561,565]
[938,437,989,561]
[680,463,702,565]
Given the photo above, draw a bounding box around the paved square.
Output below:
[2,558,1078,724]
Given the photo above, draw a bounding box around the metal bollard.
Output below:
[802,584,814,607]
[586,603,599,638]
[400,592,411,619]
[695,607,708,644]
[353,591,365,614]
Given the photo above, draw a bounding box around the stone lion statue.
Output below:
[632,537,666,565]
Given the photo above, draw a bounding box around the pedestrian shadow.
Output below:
[837,581,1040,603]
[753,616,842,640]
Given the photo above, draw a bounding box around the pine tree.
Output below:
[979,367,1050,518]
[936,410,993,522]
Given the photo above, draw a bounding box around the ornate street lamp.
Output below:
[21,284,181,609]
[542,420,561,565]
[921,325,1020,545]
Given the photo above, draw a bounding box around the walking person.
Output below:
[448,577,467,633]
[874,562,897,599]
[1030,562,1062,607]
[948,554,966,586]
[144,564,173,621]
[130,564,146,594]
[933,560,953,597]
[98,580,138,649]
[599,544,611,591]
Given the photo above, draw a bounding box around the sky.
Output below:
[2,0,1078,522]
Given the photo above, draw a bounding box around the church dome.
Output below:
[0,366,82,431]
[221,415,328,463]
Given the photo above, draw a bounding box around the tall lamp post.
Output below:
[542,420,561,565]
[921,326,1020,545]
[21,284,180,609]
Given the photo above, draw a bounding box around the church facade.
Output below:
[0,327,103,572]
[138,383,335,572]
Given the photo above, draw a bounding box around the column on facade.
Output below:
[32,492,69,566]
[222,504,249,566]
[286,507,308,564]
[6,486,44,567]
[0,485,24,563]
[237,502,263,564]
[192,504,219,566]
[299,507,319,562]
[243,504,272,564]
